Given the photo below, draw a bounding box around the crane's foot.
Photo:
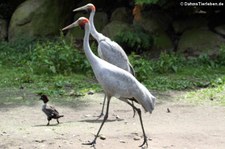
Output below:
[57,119,59,124]
[82,140,96,146]
[96,113,104,119]
[139,136,148,148]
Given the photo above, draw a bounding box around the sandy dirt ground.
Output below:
[0,92,225,149]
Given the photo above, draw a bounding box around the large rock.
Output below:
[8,0,75,41]
[110,7,132,23]
[133,8,172,34]
[173,16,208,34]
[153,30,174,51]
[0,17,7,41]
[215,25,225,37]
[134,14,161,33]
[133,8,174,51]
[177,28,225,56]
[102,21,130,40]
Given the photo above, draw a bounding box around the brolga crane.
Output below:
[73,3,136,117]
[62,17,156,147]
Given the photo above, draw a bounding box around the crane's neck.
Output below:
[89,10,102,41]
[83,23,99,67]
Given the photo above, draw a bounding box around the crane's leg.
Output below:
[83,97,111,146]
[127,102,148,147]
[132,100,136,118]
[97,94,106,118]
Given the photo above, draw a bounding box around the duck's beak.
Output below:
[62,20,79,31]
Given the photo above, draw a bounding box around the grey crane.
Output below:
[62,17,156,147]
[73,3,136,117]
[39,95,64,126]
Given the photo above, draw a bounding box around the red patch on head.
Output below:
[91,5,96,11]
[79,18,89,29]
[87,5,96,12]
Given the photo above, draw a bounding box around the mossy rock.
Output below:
[110,7,132,23]
[134,9,172,34]
[153,30,174,51]
[177,28,225,56]
[0,18,7,41]
[134,16,160,33]
[173,16,208,34]
[95,12,108,32]
[215,25,225,37]
[9,0,75,41]
[102,21,130,39]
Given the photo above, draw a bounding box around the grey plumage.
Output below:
[40,95,64,126]
[73,4,136,117]
[62,17,156,147]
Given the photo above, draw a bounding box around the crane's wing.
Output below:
[95,60,155,113]
[98,40,131,72]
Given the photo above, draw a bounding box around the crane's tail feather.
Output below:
[144,96,156,113]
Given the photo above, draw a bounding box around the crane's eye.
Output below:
[87,5,95,13]
[79,19,89,30]
[87,7,92,13]
[80,24,85,30]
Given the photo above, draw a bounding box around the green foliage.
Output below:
[129,51,225,91]
[28,40,76,74]
[184,83,225,106]
[216,45,225,65]
[0,38,98,96]
[135,0,160,4]
[153,52,184,73]
[129,53,153,81]
[191,54,217,68]
[0,39,91,75]
[1,38,225,99]
[114,27,153,53]
[144,76,193,90]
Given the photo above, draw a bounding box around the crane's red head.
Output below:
[86,3,96,13]
[40,95,49,103]
[62,17,89,31]
[73,3,96,13]
[78,17,89,30]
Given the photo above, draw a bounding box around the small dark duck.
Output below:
[40,95,64,126]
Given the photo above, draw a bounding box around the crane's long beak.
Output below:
[62,21,78,31]
[73,5,87,12]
